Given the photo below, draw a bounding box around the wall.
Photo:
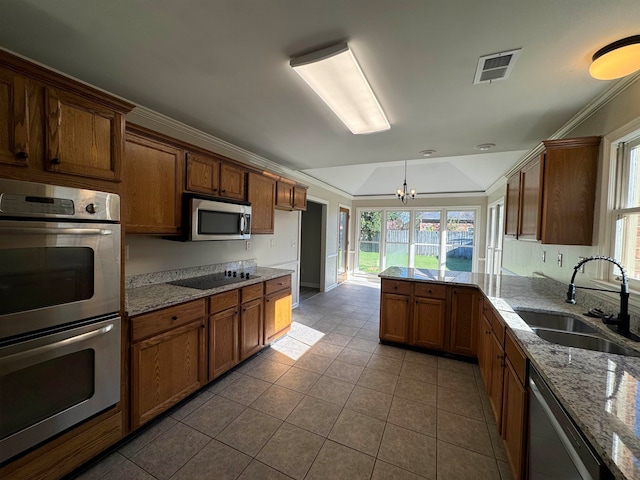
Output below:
[300,201,323,287]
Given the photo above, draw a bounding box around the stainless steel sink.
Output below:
[513,309,598,334]
[532,329,640,357]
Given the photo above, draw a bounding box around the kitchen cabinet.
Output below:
[380,280,411,343]
[276,180,308,211]
[478,302,493,388]
[293,185,307,211]
[412,283,447,350]
[186,152,246,200]
[448,287,479,356]
[247,172,276,234]
[0,68,30,167]
[264,275,293,344]
[208,290,240,380]
[130,300,206,429]
[488,328,505,428]
[504,136,601,245]
[240,283,264,360]
[123,130,185,235]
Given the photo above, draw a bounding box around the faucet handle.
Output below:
[566,283,577,304]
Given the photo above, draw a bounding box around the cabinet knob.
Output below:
[15,151,28,160]
[428,289,432,294]
[213,188,218,192]
[221,189,226,193]
[51,158,61,165]
[171,315,178,321]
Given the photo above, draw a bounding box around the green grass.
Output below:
[358,251,471,273]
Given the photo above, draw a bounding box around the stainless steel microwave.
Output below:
[186,195,251,241]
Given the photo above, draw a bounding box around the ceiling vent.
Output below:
[473,49,521,84]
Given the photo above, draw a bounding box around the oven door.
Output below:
[0,220,120,340]
[0,315,121,464]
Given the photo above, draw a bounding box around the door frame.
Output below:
[486,198,505,275]
[338,206,350,283]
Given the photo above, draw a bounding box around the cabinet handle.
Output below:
[171,315,178,321]
[428,289,432,294]
[243,308,247,312]
[221,189,226,193]
[51,158,61,165]
[213,188,218,192]
[15,151,28,160]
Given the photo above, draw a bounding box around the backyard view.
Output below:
[358,209,475,274]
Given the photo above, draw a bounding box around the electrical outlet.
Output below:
[246,241,251,251]
[578,256,586,273]
[542,250,546,263]
[291,240,296,247]
[557,252,563,267]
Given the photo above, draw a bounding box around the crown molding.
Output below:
[352,191,487,201]
[485,175,507,197]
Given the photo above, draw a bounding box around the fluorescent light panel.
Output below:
[291,43,390,134]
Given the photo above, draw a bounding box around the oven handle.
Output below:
[240,215,246,233]
[0,324,114,364]
[0,227,113,235]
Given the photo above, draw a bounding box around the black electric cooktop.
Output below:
[169,271,260,290]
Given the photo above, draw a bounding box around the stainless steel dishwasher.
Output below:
[528,365,613,479]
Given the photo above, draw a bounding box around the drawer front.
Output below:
[242,282,264,303]
[414,283,447,299]
[381,279,411,296]
[265,275,291,295]
[505,329,527,385]
[491,310,506,345]
[209,289,239,314]
[132,299,205,342]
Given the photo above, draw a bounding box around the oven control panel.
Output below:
[0,193,75,216]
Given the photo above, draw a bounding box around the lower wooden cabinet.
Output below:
[380,292,410,343]
[449,287,479,356]
[488,331,505,428]
[264,276,293,344]
[209,306,239,380]
[413,297,446,349]
[240,297,264,360]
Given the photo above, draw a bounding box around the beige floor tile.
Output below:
[328,409,385,456]
[400,361,437,384]
[250,384,304,420]
[354,329,379,341]
[76,452,126,479]
[497,460,515,480]
[311,321,338,333]
[437,386,485,420]
[129,422,210,480]
[372,459,427,480]
[261,348,297,366]
[85,458,154,480]
[332,324,359,336]
[437,440,501,480]
[182,395,246,437]
[245,359,291,383]
[275,366,321,393]
[216,408,282,456]
[256,423,324,480]
[437,368,479,395]
[237,460,294,479]
[294,352,333,374]
[366,353,403,375]
[285,396,342,437]
[356,367,399,395]
[481,393,497,426]
[286,323,326,346]
[347,337,379,353]
[306,440,375,480]
[387,396,436,437]
[118,416,177,458]
[340,317,367,328]
[169,390,214,420]
[235,355,266,374]
[323,359,364,384]
[437,409,494,456]
[335,347,373,367]
[345,385,393,421]
[309,341,344,359]
[170,439,251,480]
[437,356,476,376]
[377,423,437,479]
[394,377,437,406]
[321,332,353,347]
[373,343,407,360]
[404,350,438,367]
[488,421,507,462]
[205,371,244,393]
[218,375,272,405]
[308,375,355,406]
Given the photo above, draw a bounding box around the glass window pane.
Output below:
[358,211,381,273]
[414,211,441,269]
[616,214,640,280]
[623,143,640,208]
[446,210,475,272]
[385,211,410,268]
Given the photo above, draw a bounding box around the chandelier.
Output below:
[396,160,416,204]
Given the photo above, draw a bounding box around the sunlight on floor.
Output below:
[270,322,326,361]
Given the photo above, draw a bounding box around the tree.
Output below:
[360,211,381,241]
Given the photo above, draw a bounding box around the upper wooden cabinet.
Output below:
[504,136,600,245]
[123,130,184,235]
[0,69,30,167]
[186,152,246,200]
[276,181,308,211]
[247,172,276,234]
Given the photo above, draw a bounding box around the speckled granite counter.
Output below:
[125,265,293,317]
[380,267,640,480]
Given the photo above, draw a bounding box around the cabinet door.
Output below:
[293,186,307,211]
[247,172,275,234]
[131,320,205,429]
[488,333,505,428]
[123,132,184,234]
[0,69,30,167]
[413,297,446,350]
[264,287,292,344]
[502,358,527,480]
[519,155,542,238]
[449,287,479,356]
[45,88,124,181]
[240,298,264,360]
[186,152,220,195]
[478,313,493,388]
[380,292,410,343]
[504,173,520,236]
[209,306,239,380]
[219,163,246,200]
[275,181,294,210]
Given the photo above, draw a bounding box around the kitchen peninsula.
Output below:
[379,267,640,480]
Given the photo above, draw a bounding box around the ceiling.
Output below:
[2,1,639,197]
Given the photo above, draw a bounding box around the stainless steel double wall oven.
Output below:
[0,179,122,464]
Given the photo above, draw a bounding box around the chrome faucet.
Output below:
[566,256,631,336]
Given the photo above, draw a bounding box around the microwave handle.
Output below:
[0,227,113,236]
[240,215,246,233]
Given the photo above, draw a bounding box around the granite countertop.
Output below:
[380,267,640,480]
[125,267,293,317]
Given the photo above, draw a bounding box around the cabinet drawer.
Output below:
[242,282,264,303]
[265,275,291,295]
[131,299,205,342]
[491,310,506,345]
[414,283,447,299]
[209,289,239,314]
[381,279,411,296]
[505,330,527,385]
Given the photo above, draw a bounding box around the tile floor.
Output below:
[74,281,513,480]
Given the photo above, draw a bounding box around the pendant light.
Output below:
[396,161,416,204]
[589,35,640,80]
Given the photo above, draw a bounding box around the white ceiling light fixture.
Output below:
[476,143,496,151]
[420,149,436,157]
[589,35,640,80]
[290,43,390,134]
[396,161,416,204]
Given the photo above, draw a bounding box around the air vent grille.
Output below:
[474,49,521,85]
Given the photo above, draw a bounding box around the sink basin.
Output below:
[532,329,640,357]
[514,309,599,334]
